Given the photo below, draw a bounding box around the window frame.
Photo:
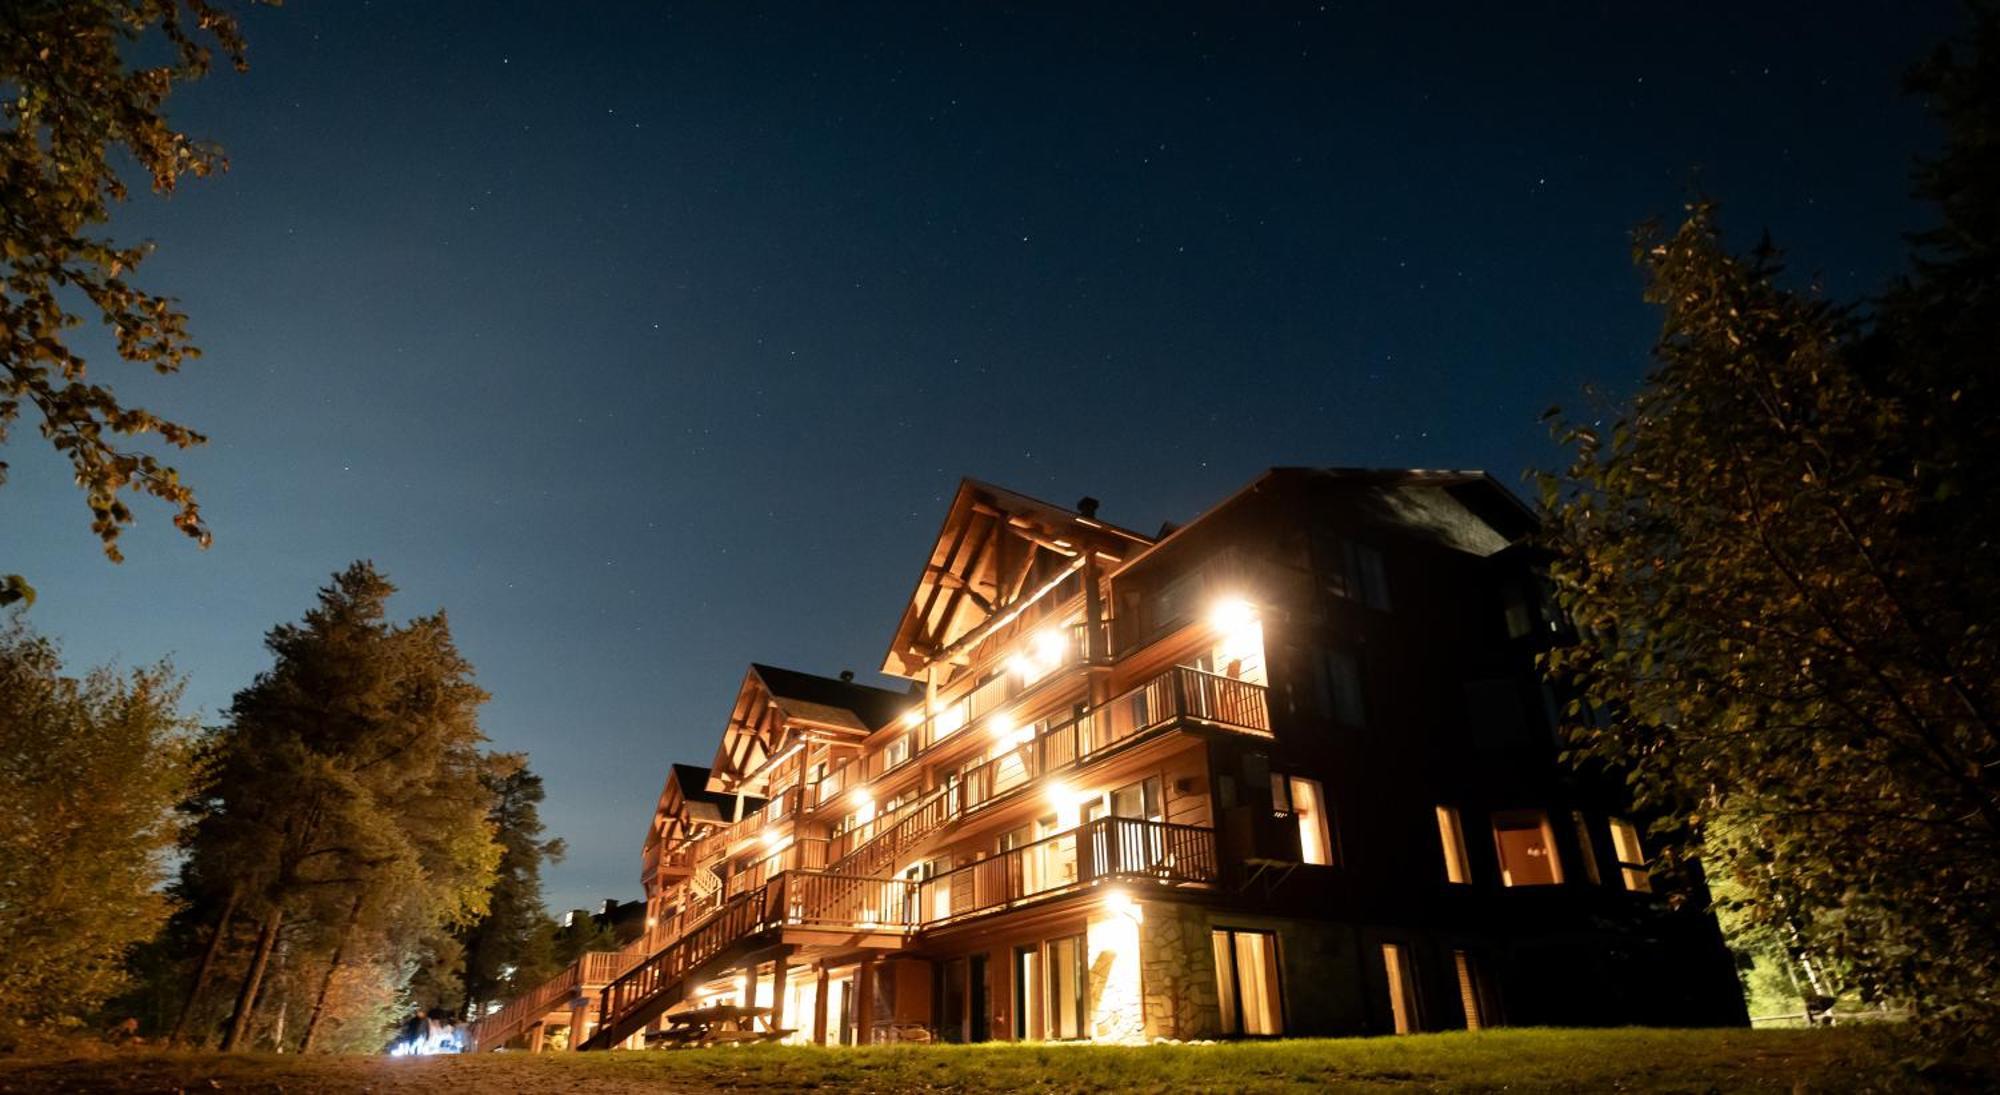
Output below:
[1607,816,1652,892]
[1212,927,1286,1037]
[1435,805,1471,884]
[1490,808,1565,887]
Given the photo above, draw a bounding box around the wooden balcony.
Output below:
[961,664,1268,813]
[581,817,1215,1051]
[919,816,1217,927]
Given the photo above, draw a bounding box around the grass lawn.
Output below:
[0,1027,1981,1094]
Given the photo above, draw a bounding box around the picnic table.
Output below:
[643,1004,795,1048]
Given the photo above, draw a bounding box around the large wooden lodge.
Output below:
[466,470,1746,1052]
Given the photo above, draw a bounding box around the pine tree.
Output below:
[171,563,500,1051]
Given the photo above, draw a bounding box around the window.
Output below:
[1315,648,1366,725]
[1491,810,1563,886]
[1012,945,1037,1041]
[885,733,912,770]
[1452,951,1490,1030]
[1570,810,1603,886]
[1607,817,1651,892]
[1349,542,1391,611]
[1502,581,1535,639]
[1212,929,1284,1035]
[1274,775,1334,866]
[1043,935,1087,1040]
[1109,776,1162,821]
[1435,806,1471,884]
[1382,942,1418,1034]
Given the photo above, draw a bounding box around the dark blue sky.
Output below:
[4,2,1959,911]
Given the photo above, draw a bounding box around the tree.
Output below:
[0,618,196,1048]
[2,1,278,566]
[171,563,500,1051]
[1539,9,1999,1043]
[453,753,565,1021]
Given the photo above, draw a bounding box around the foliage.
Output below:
[0,618,197,1047]
[172,562,501,1050]
[0,1,279,560]
[454,753,565,1020]
[1538,8,2000,1044]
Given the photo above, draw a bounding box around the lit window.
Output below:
[1435,806,1470,884]
[1607,817,1651,892]
[1277,776,1333,866]
[935,701,967,738]
[1452,951,1489,1030]
[1213,929,1284,1035]
[1381,942,1418,1034]
[885,734,911,769]
[1491,809,1563,886]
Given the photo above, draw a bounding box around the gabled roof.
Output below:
[880,479,1152,678]
[708,664,914,793]
[665,763,740,824]
[750,663,909,734]
[1115,467,1538,576]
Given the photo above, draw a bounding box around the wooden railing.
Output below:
[784,870,921,929]
[723,837,828,900]
[582,818,1215,1050]
[918,817,1216,927]
[464,940,648,1052]
[590,883,778,1048]
[802,615,1102,813]
[824,778,958,871]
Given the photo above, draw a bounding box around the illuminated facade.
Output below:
[467,470,1745,1052]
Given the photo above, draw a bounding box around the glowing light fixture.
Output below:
[1207,596,1258,635]
[760,828,785,849]
[901,707,924,728]
[1032,627,1069,666]
[1104,887,1142,922]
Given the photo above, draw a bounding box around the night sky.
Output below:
[3,2,1961,912]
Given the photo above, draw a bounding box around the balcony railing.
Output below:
[804,617,1102,812]
[960,664,1269,814]
[584,816,1216,1050]
[918,816,1217,927]
[465,936,649,1051]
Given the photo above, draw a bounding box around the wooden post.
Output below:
[812,965,830,1045]
[855,953,876,1046]
[770,954,790,1035]
[567,993,592,1053]
[528,1022,545,1053]
[741,960,757,1009]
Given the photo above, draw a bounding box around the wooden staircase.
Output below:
[463,945,646,1052]
[824,779,957,880]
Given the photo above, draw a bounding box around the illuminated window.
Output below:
[1491,810,1563,886]
[1044,935,1087,1040]
[1213,928,1284,1035]
[1607,817,1652,892]
[1452,950,1489,1030]
[935,700,968,739]
[885,734,912,770]
[1435,806,1471,884]
[1381,942,1418,1034]
[1274,776,1334,866]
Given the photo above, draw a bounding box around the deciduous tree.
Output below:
[1539,8,1999,1043]
[0,619,196,1047]
[2,1,276,569]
